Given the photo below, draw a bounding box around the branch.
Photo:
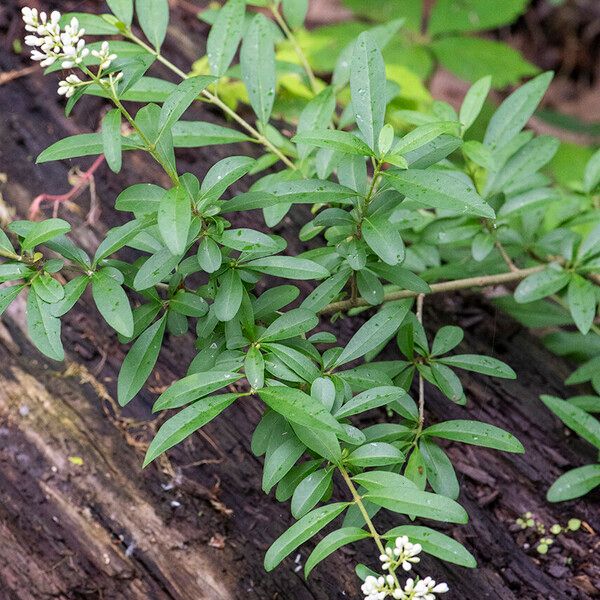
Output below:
[319,265,545,315]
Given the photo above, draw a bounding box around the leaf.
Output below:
[158,76,215,136]
[101,109,122,173]
[243,256,329,280]
[362,216,404,265]
[514,266,570,303]
[567,274,596,335]
[264,179,359,205]
[431,37,538,89]
[431,325,464,356]
[107,0,133,25]
[241,14,276,124]
[292,130,375,157]
[384,169,495,219]
[157,186,191,256]
[333,301,411,367]
[364,487,468,524]
[459,76,491,133]
[296,88,336,160]
[201,155,255,203]
[391,122,460,157]
[153,371,242,411]
[383,525,476,568]
[300,268,351,313]
[424,419,525,453]
[31,273,64,304]
[547,464,600,502]
[207,0,246,76]
[0,284,24,316]
[541,395,600,450]
[50,276,89,317]
[92,269,133,337]
[282,0,308,28]
[219,228,281,253]
[21,218,71,250]
[304,527,370,578]
[334,386,406,419]
[260,308,319,342]
[133,247,180,290]
[264,502,350,572]
[583,148,600,193]
[484,71,553,150]
[136,0,169,49]
[263,433,306,493]
[115,183,166,214]
[245,346,265,389]
[172,120,252,147]
[144,393,238,465]
[94,218,150,263]
[419,438,459,500]
[429,363,463,403]
[351,31,386,152]
[291,469,333,518]
[26,289,64,361]
[118,315,167,406]
[346,442,404,467]
[197,237,222,273]
[259,386,343,433]
[438,354,516,378]
[214,269,244,322]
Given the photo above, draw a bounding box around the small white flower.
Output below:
[91,41,118,70]
[57,73,83,98]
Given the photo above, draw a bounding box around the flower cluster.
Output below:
[22,8,88,68]
[361,575,449,600]
[380,536,422,572]
[361,537,448,600]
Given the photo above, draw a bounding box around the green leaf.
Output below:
[245,345,265,389]
[219,228,281,253]
[391,122,460,157]
[158,75,215,136]
[346,442,404,467]
[133,247,180,290]
[384,169,495,219]
[352,471,417,492]
[484,71,552,150]
[364,487,468,524]
[291,468,333,518]
[0,284,24,316]
[118,314,167,406]
[144,393,238,465]
[428,0,528,35]
[264,502,350,572]
[438,354,516,378]
[172,120,252,147]
[333,301,411,367]
[264,179,359,205]
[153,371,242,411]
[31,273,64,304]
[583,148,600,193]
[260,308,318,342]
[107,0,133,25]
[169,290,208,317]
[259,386,343,433]
[207,0,245,76]
[92,269,133,337]
[431,37,538,89]
[541,395,600,450]
[36,133,122,163]
[547,464,600,502]
[419,438,459,500]
[197,237,222,273]
[424,419,525,453]
[158,186,191,256]
[136,0,169,49]
[263,433,306,493]
[431,325,464,356]
[115,183,166,215]
[50,276,89,317]
[292,130,375,157]
[362,216,404,266]
[296,88,336,160]
[514,266,570,303]
[282,0,308,28]
[201,155,255,204]
[214,269,244,322]
[334,386,406,419]
[241,14,276,124]
[244,256,329,280]
[429,363,464,403]
[101,109,122,173]
[383,525,476,568]
[351,31,386,152]
[94,218,150,263]
[304,527,370,578]
[60,12,120,35]
[459,76,491,133]
[21,218,71,251]
[26,288,64,361]
[567,274,596,335]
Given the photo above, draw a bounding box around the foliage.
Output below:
[3,1,600,596]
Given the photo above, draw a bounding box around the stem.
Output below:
[415,294,425,434]
[269,4,319,94]
[124,30,297,171]
[319,265,545,315]
[339,465,401,588]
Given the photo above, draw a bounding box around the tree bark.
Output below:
[0,3,598,599]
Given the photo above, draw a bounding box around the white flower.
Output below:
[91,41,118,70]
[415,577,449,600]
[57,73,83,98]
[361,575,390,600]
[380,537,422,573]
